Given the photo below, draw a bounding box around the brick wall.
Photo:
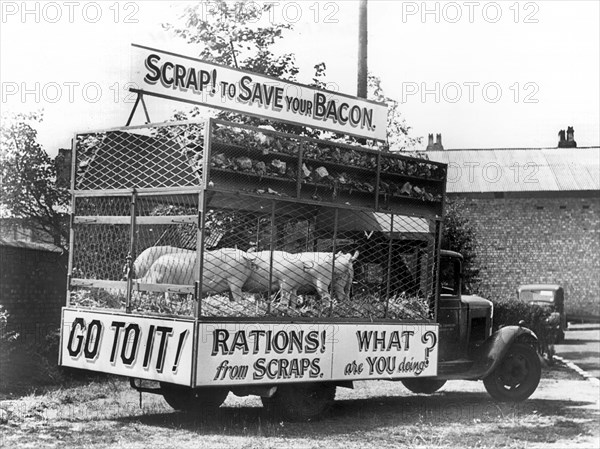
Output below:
[0,244,68,342]
[452,194,600,318]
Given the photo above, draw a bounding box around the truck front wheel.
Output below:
[402,378,447,394]
[261,383,336,421]
[483,343,541,402]
[160,383,229,412]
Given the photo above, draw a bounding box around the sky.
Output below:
[1,0,599,155]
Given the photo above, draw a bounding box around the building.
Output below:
[0,238,67,340]
[426,130,599,319]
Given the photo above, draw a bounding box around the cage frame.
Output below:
[66,117,447,324]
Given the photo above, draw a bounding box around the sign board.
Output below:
[60,310,438,387]
[130,44,388,141]
[196,322,438,386]
[60,309,194,386]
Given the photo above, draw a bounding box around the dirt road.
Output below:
[1,361,599,449]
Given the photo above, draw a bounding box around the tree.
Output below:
[164,1,421,150]
[165,0,328,138]
[165,1,297,78]
[368,74,422,151]
[0,111,70,249]
[441,196,481,294]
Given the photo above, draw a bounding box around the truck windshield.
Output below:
[520,290,554,302]
[440,258,460,296]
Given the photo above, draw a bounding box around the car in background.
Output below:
[518,284,567,343]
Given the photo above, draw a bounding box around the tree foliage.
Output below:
[165,1,298,78]
[165,0,330,139]
[0,111,69,249]
[368,74,422,151]
[164,0,419,149]
[441,196,481,294]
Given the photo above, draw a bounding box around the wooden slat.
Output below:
[73,186,201,197]
[74,215,197,225]
[134,283,195,295]
[71,279,128,289]
[71,278,194,295]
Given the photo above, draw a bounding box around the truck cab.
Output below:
[438,250,492,361]
[402,250,542,401]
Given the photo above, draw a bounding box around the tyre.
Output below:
[483,343,541,402]
[402,378,447,394]
[261,383,336,421]
[160,383,229,412]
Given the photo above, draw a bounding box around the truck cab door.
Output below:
[438,256,468,360]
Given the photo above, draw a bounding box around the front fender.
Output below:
[470,326,539,380]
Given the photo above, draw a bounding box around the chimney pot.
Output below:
[558,127,576,148]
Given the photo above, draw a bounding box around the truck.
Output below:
[60,117,542,421]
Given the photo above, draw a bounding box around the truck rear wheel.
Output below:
[483,343,541,402]
[261,383,336,421]
[160,383,229,412]
[402,378,447,394]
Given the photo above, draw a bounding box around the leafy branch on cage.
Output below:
[211,152,298,180]
[75,133,108,188]
[211,150,440,202]
[379,180,442,202]
[212,123,445,180]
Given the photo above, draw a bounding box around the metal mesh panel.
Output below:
[75,196,130,216]
[75,122,205,190]
[188,193,437,320]
[128,194,199,316]
[72,223,130,280]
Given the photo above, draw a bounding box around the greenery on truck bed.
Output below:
[68,289,431,321]
[210,123,445,203]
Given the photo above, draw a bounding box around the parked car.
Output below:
[518,284,567,343]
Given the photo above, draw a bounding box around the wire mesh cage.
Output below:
[195,193,440,320]
[68,119,445,321]
[69,121,205,315]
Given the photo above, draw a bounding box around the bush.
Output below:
[0,306,20,390]
[0,315,108,395]
[492,297,556,359]
[442,197,482,294]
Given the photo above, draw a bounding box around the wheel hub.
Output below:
[500,353,528,388]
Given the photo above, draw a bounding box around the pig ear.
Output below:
[351,251,359,261]
[243,253,257,261]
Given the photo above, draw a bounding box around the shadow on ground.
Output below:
[115,390,596,439]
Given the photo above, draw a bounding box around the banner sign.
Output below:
[130,44,388,141]
[195,322,438,386]
[60,310,438,387]
[60,309,194,386]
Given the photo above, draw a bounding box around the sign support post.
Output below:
[126,92,151,126]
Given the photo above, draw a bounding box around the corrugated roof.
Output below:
[426,147,599,193]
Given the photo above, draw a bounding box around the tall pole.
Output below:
[357,0,368,99]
